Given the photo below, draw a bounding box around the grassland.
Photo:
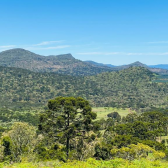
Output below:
[2,158,168,168]
[92,107,135,120]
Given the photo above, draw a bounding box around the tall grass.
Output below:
[1,158,168,168]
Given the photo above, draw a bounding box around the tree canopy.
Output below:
[39,97,97,159]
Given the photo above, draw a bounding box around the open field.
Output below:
[92,107,135,120]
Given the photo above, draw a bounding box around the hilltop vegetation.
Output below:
[0,66,168,111]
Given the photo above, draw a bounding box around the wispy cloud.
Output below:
[77,52,120,55]
[34,40,65,46]
[77,52,168,56]
[43,45,70,49]
[0,45,16,49]
[26,45,70,50]
[0,40,69,52]
[126,53,143,56]
[126,52,168,56]
[27,45,70,50]
[147,41,168,44]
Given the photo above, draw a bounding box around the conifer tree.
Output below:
[39,97,97,159]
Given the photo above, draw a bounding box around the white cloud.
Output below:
[130,52,168,56]
[77,52,120,55]
[26,45,70,50]
[26,40,70,50]
[152,52,168,55]
[39,45,70,50]
[77,52,168,56]
[147,41,168,44]
[0,45,16,49]
[0,40,69,52]
[34,40,65,46]
[77,52,102,55]
[126,53,143,56]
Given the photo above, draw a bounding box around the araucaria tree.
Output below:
[39,97,97,160]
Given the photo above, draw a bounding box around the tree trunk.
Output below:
[66,112,70,160]
[66,136,69,160]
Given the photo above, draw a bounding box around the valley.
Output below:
[0,49,168,167]
[1,1,168,167]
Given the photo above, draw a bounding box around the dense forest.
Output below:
[0,66,168,111]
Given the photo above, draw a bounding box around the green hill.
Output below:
[0,66,168,111]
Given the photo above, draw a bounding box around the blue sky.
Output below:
[0,0,168,65]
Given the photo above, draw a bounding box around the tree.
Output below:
[39,97,97,160]
[111,143,165,160]
[122,113,138,123]
[1,122,37,161]
[107,112,121,122]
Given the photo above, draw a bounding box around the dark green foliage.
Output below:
[39,97,97,160]
[102,110,168,157]
[111,135,139,148]
[141,140,166,151]
[0,108,39,126]
[122,113,138,123]
[2,136,13,160]
[140,111,165,123]
[94,144,111,160]
[34,143,66,162]
[113,120,165,141]
[107,112,121,122]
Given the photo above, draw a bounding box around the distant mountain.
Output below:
[149,64,168,70]
[85,60,115,67]
[126,61,148,68]
[0,48,168,76]
[87,60,168,74]
[110,61,148,70]
[113,61,168,74]
[0,48,114,76]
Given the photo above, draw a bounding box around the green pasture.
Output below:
[92,107,135,120]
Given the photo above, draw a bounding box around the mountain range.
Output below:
[0,48,113,76]
[149,64,168,70]
[1,48,168,111]
[0,48,168,75]
[86,60,168,71]
[86,61,168,74]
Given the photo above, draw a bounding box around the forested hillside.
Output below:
[86,67,168,110]
[0,66,168,111]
